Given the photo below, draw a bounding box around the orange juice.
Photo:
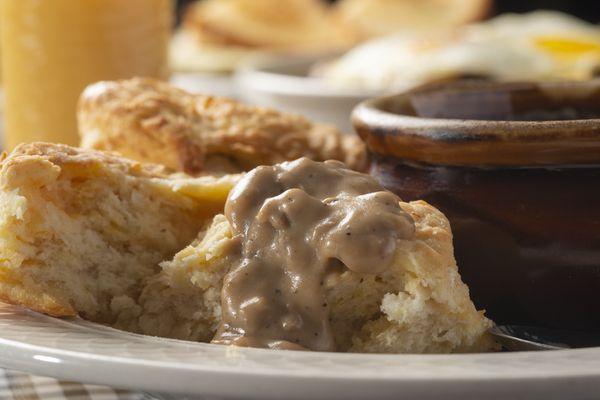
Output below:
[1,0,173,149]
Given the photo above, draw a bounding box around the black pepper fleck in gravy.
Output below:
[211,158,415,351]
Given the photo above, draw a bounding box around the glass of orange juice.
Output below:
[1,0,173,149]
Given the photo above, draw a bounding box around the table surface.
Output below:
[0,369,148,400]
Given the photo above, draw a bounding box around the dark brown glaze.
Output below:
[353,80,600,333]
[372,157,600,332]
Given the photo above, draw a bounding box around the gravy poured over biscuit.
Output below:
[212,158,414,351]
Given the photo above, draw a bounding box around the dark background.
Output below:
[493,0,599,21]
[175,0,600,24]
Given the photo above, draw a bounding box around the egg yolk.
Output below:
[534,35,600,58]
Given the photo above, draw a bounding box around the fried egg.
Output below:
[314,11,600,92]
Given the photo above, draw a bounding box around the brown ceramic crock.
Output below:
[352,80,600,333]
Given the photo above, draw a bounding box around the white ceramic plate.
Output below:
[171,73,239,99]
[171,59,376,134]
[0,303,599,399]
[236,58,378,134]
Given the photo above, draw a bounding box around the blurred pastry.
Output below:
[315,11,600,93]
[78,78,368,175]
[170,0,353,72]
[333,0,491,39]
[0,142,238,322]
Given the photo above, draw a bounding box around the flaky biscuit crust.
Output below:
[78,78,368,175]
[2,142,171,181]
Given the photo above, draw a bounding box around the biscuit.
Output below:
[0,143,237,323]
[121,204,495,353]
[78,78,368,175]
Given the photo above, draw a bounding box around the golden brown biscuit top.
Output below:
[78,78,368,175]
[2,142,171,186]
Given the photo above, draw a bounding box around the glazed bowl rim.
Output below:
[352,80,600,139]
[352,80,600,166]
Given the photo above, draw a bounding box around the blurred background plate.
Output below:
[236,58,377,133]
[171,73,239,98]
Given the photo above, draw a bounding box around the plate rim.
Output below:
[1,304,600,399]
